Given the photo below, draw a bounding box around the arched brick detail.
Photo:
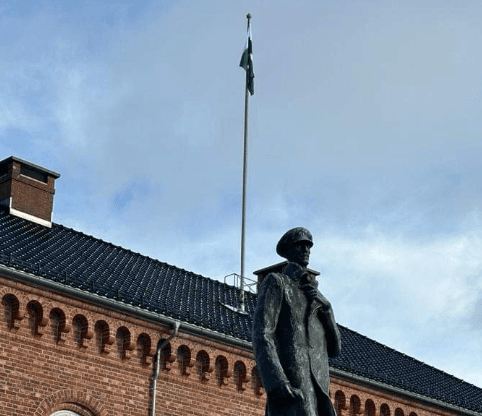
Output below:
[381,403,391,416]
[11,287,27,309]
[128,326,141,343]
[45,301,69,317]
[46,303,72,338]
[2,293,22,330]
[69,308,95,324]
[72,314,93,349]
[233,360,250,392]
[215,355,232,387]
[154,338,175,372]
[94,320,114,355]
[111,321,133,335]
[92,315,115,331]
[195,349,214,383]
[335,390,347,416]
[176,344,194,376]
[224,354,236,370]
[49,307,71,344]
[170,337,194,355]
[137,332,155,367]
[33,388,107,416]
[27,300,48,337]
[250,365,264,396]
[116,325,134,360]
[1,288,28,323]
[23,292,46,306]
[365,399,377,416]
[350,394,362,416]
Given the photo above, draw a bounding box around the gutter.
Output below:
[0,264,253,351]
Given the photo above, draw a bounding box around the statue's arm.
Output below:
[319,299,341,358]
[252,273,290,393]
[305,287,342,358]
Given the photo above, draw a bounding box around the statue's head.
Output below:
[276,227,313,267]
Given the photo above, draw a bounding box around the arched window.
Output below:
[50,411,83,416]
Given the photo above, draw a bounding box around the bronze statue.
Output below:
[252,227,341,416]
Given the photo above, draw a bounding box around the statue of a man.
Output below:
[252,227,341,416]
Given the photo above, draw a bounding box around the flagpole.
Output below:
[240,13,251,313]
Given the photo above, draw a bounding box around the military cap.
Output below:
[276,227,313,258]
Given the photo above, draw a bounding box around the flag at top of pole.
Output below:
[239,14,254,95]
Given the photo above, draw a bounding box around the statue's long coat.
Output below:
[252,269,341,416]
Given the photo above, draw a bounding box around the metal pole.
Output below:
[149,322,180,416]
[240,13,251,313]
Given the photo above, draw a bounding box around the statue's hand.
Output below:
[272,383,304,402]
[300,287,332,312]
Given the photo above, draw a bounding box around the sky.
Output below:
[2,0,482,388]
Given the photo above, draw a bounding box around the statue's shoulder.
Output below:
[260,272,287,291]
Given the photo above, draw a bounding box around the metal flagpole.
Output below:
[240,13,251,313]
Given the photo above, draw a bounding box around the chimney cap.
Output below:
[0,156,60,179]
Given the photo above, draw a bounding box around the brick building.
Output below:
[0,155,481,416]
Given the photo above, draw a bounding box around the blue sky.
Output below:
[2,0,482,388]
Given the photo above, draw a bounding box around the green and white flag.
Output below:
[239,20,254,95]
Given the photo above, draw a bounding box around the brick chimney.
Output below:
[0,156,60,228]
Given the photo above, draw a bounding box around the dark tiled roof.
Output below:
[0,210,481,413]
[0,210,255,340]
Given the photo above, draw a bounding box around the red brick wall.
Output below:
[9,161,56,222]
[0,275,265,416]
[0,162,13,205]
[329,376,463,416]
[0,274,465,416]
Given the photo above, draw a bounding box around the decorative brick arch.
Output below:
[195,349,214,382]
[51,411,84,416]
[69,307,95,324]
[214,354,232,387]
[1,287,28,318]
[33,389,107,416]
[176,343,194,376]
